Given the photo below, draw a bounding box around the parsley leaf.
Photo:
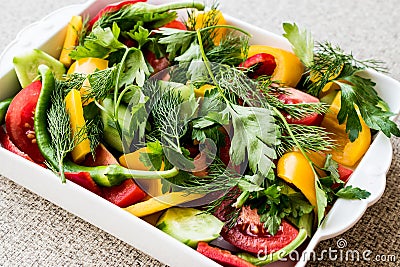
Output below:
[139,141,164,171]
[157,28,196,61]
[282,22,314,67]
[229,104,278,178]
[119,48,150,87]
[335,185,371,199]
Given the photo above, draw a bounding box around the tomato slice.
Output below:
[215,205,298,255]
[197,242,256,267]
[5,80,45,163]
[277,87,323,126]
[239,53,277,79]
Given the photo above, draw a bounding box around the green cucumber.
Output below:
[13,49,65,88]
[158,81,194,101]
[156,207,224,248]
[101,97,133,152]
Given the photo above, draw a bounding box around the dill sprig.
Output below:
[48,82,86,182]
[85,67,118,103]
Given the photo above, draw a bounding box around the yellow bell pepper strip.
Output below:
[194,84,215,98]
[67,57,109,104]
[189,10,227,45]
[247,45,304,87]
[277,151,317,209]
[65,89,91,163]
[320,91,371,167]
[124,192,203,217]
[59,16,83,68]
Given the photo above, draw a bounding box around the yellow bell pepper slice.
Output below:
[277,151,317,209]
[247,45,304,87]
[194,84,215,98]
[320,91,371,167]
[67,57,109,104]
[189,10,226,45]
[124,192,203,217]
[65,89,91,163]
[59,16,83,68]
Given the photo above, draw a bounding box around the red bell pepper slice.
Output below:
[197,242,256,267]
[89,0,147,29]
[65,172,103,196]
[101,179,147,208]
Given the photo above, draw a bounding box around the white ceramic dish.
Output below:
[1,1,399,266]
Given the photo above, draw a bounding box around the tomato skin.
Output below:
[239,53,277,79]
[162,20,187,30]
[5,80,45,163]
[215,205,298,255]
[277,87,323,126]
[197,242,256,267]
[101,179,147,208]
[145,51,170,75]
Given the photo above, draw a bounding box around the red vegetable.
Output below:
[162,19,187,30]
[101,179,147,208]
[277,87,323,126]
[338,164,353,183]
[65,172,102,196]
[0,126,36,163]
[197,242,256,267]
[215,205,298,255]
[88,0,147,29]
[82,143,119,167]
[145,50,170,75]
[5,80,45,163]
[239,53,276,79]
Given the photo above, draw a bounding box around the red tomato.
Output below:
[215,205,298,255]
[144,50,170,75]
[5,80,45,163]
[277,87,323,126]
[0,126,34,162]
[101,179,147,208]
[82,143,119,167]
[338,164,353,183]
[162,20,187,30]
[197,242,256,267]
[239,53,276,79]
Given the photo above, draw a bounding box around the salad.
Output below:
[1,1,399,266]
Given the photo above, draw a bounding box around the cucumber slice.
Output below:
[156,207,224,248]
[13,49,65,88]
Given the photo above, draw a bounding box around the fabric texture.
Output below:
[0,0,399,266]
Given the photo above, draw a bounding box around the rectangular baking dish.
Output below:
[1,1,399,266]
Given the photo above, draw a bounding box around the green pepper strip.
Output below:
[35,65,179,187]
[0,97,12,124]
[237,228,308,266]
[124,1,205,17]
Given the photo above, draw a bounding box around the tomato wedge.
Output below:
[277,87,323,126]
[5,80,45,163]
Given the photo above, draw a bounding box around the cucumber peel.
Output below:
[13,49,65,88]
[156,207,224,248]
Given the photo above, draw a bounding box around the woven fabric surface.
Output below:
[0,0,399,266]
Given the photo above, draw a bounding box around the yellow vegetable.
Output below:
[59,16,83,68]
[247,45,304,87]
[277,151,317,209]
[190,10,226,45]
[67,57,108,104]
[320,91,371,167]
[124,192,203,217]
[194,84,215,98]
[65,89,91,163]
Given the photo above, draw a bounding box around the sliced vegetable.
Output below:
[65,89,91,163]
[82,143,119,167]
[102,178,147,207]
[13,49,65,88]
[190,10,227,45]
[197,242,256,267]
[216,206,299,255]
[67,57,109,104]
[277,87,323,126]
[320,91,371,166]
[124,192,203,217]
[119,147,165,171]
[239,53,277,79]
[5,80,45,163]
[247,45,304,87]
[194,84,215,98]
[277,151,317,209]
[0,126,37,164]
[59,15,83,67]
[65,171,102,195]
[156,207,224,248]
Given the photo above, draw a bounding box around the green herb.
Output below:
[335,185,371,199]
[282,22,314,67]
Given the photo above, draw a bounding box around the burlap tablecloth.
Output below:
[1,0,399,266]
